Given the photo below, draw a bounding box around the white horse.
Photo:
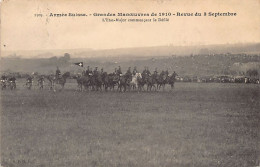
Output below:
[130,73,142,91]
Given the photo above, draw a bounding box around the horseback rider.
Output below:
[126,67,131,74]
[85,66,90,76]
[160,70,165,76]
[9,75,16,82]
[126,67,132,78]
[165,69,169,76]
[38,75,45,82]
[114,68,117,75]
[146,67,151,76]
[89,67,93,76]
[117,66,122,76]
[132,66,138,75]
[27,75,33,83]
[153,68,158,78]
[154,68,158,75]
[56,66,61,79]
[1,73,8,89]
[38,75,45,89]
[1,73,8,81]
[93,67,99,78]
[142,67,147,75]
[172,71,177,78]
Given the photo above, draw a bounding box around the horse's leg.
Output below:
[163,84,165,91]
[104,83,107,90]
[124,85,127,92]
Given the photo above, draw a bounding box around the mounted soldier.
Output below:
[93,67,99,77]
[27,75,33,83]
[56,67,61,79]
[153,68,159,81]
[89,67,93,76]
[160,70,165,76]
[169,71,178,89]
[172,71,177,78]
[117,66,122,76]
[132,66,138,75]
[1,73,8,90]
[142,67,147,76]
[8,75,16,90]
[125,67,132,79]
[26,75,33,90]
[153,68,158,75]
[38,75,45,89]
[114,68,117,75]
[146,67,151,76]
[85,66,90,76]
[1,73,8,81]
[165,69,169,76]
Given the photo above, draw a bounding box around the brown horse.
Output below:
[47,72,70,91]
[168,72,177,90]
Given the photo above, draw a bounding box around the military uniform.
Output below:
[89,68,93,76]
[27,76,33,83]
[154,68,158,74]
[93,67,99,78]
[117,66,122,75]
[132,67,138,75]
[146,68,151,75]
[1,75,7,81]
[114,68,117,75]
[56,67,61,79]
[172,71,177,78]
[126,67,132,78]
[85,66,90,76]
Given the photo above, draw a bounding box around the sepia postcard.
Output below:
[0,0,259,167]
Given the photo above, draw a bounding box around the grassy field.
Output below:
[1,82,259,167]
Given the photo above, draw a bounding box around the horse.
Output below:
[157,73,168,91]
[92,72,103,91]
[106,73,119,91]
[1,79,8,90]
[168,73,177,90]
[6,77,16,90]
[101,72,110,91]
[25,77,33,90]
[75,74,91,91]
[37,77,45,90]
[130,73,142,91]
[146,74,157,91]
[47,72,70,91]
[118,74,131,92]
[137,74,146,91]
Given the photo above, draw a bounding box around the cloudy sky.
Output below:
[1,0,260,52]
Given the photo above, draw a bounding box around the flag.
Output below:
[74,62,83,67]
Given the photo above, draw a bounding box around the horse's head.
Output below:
[137,73,142,79]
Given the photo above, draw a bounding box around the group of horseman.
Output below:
[1,74,17,90]
[1,66,177,91]
[1,72,45,90]
[77,65,178,91]
[80,65,176,78]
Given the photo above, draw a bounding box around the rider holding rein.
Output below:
[56,67,61,79]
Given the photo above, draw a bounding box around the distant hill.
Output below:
[1,53,259,77]
[2,43,260,58]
